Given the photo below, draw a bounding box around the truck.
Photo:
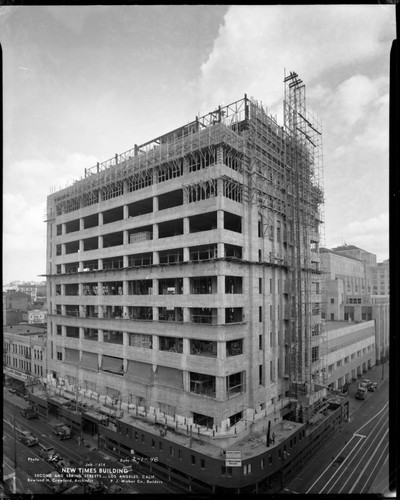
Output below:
[52,423,71,440]
[18,430,39,447]
[355,386,368,400]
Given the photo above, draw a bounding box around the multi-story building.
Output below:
[3,325,47,393]
[15,282,47,303]
[3,291,31,326]
[40,73,348,494]
[324,320,376,390]
[370,259,390,297]
[320,247,389,364]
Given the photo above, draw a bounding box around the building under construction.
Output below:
[42,72,348,493]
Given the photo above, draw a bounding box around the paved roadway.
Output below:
[282,362,390,495]
[3,390,182,495]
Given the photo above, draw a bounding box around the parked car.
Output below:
[362,379,371,386]
[20,408,38,419]
[39,445,61,462]
[8,387,17,394]
[19,430,39,446]
[355,387,368,400]
[52,423,71,440]
[368,382,378,392]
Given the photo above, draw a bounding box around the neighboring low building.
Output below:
[323,320,376,390]
[28,309,48,324]
[3,325,47,392]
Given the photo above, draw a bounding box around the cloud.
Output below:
[198,5,394,112]
[331,213,389,261]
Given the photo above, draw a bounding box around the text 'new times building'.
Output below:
[43,72,348,494]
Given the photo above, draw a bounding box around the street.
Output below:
[3,390,182,495]
[282,362,390,495]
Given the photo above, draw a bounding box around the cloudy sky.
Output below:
[2,5,395,283]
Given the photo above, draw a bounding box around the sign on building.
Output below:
[225,450,242,467]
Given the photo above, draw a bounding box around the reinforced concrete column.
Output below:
[153,196,159,213]
[123,230,129,245]
[217,209,224,229]
[218,341,226,360]
[153,223,159,240]
[217,145,223,164]
[153,251,159,265]
[123,255,129,268]
[153,306,159,321]
[62,223,67,235]
[79,219,84,231]
[152,335,159,351]
[98,235,103,250]
[217,308,225,325]
[217,275,225,294]
[183,217,190,235]
[217,242,224,258]
[183,247,190,261]
[153,278,159,296]
[183,371,190,393]
[183,307,190,323]
[216,376,225,400]
[123,204,129,219]
[183,338,190,355]
[99,212,104,225]
[98,258,103,270]
[183,277,190,295]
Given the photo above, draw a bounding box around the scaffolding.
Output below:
[46,75,326,416]
[283,71,325,404]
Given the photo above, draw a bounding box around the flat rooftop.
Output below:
[3,324,47,336]
[324,320,358,332]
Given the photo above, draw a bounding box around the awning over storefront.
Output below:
[155,365,183,390]
[125,360,154,384]
[65,348,80,365]
[81,351,99,371]
[100,355,124,375]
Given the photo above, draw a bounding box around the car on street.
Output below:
[368,382,378,392]
[20,408,38,419]
[8,387,17,394]
[355,386,368,400]
[39,445,62,462]
[19,430,39,446]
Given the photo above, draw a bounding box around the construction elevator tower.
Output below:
[283,71,325,408]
